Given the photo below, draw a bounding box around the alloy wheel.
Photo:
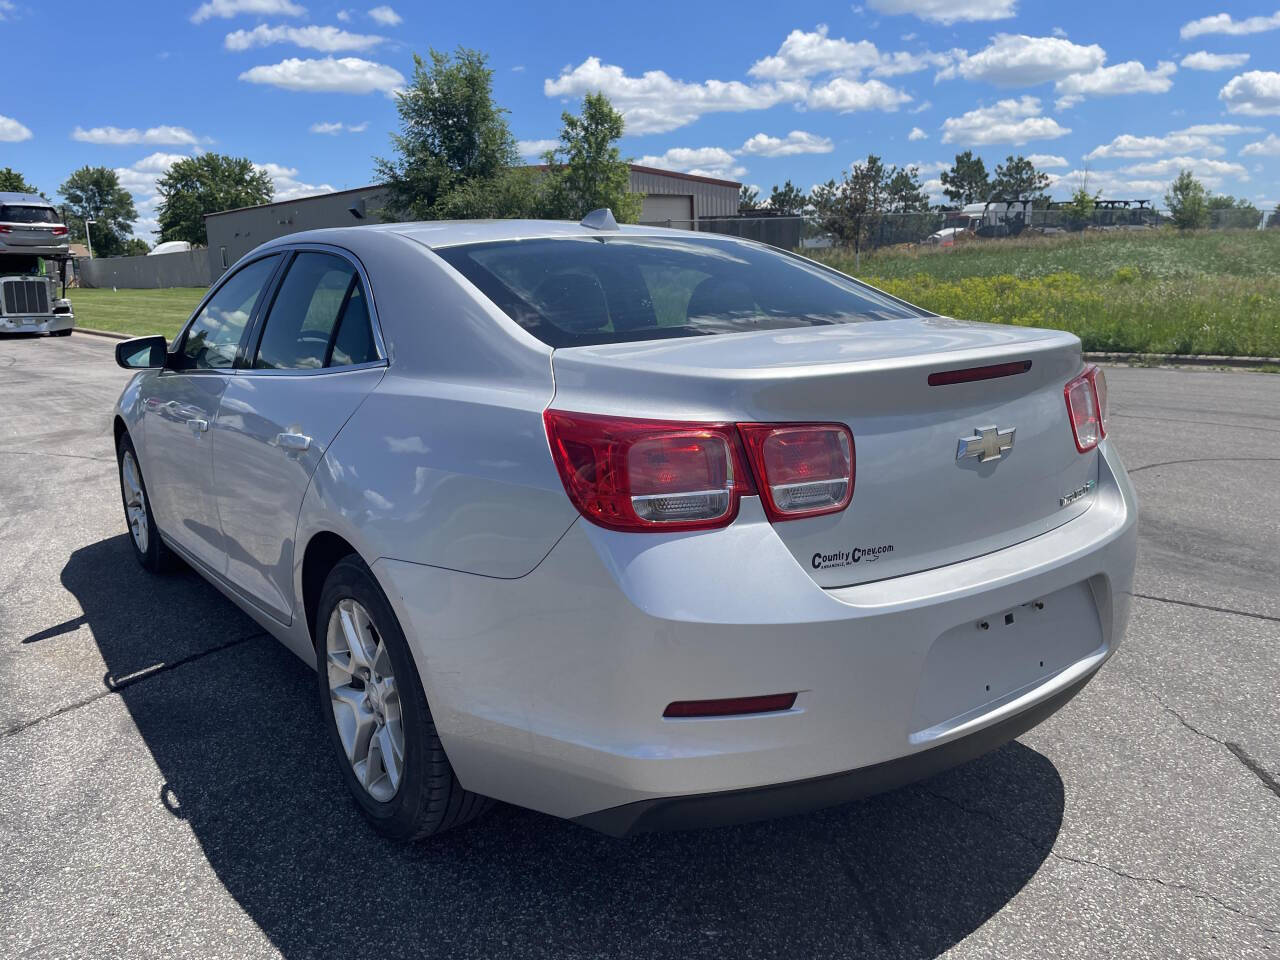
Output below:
[121,451,149,554]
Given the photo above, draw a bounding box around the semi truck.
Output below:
[0,192,75,336]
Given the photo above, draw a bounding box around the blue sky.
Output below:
[2,0,1278,239]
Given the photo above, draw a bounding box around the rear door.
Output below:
[213,248,386,623]
[143,254,283,572]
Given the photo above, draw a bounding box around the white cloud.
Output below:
[908,126,928,141]
[1053,60,1176,106]
[191,0,305,24]
[253,161,335,200]
[941,96,1070,145]
[0,0,14,19]
[866,0,1017,25]
[132,152,191,174]
[367,4,401,25]
[1046,169,1167,198]
[1220,71,1280,116]
[336,8,350,20]
[1180,51,1250,71]
[1241,133,1280,156]
[941,34,1104,87]
[746,25,957,80]
[1051,26,1067,37]
[1174,123,1260,136]
[516,138,559,158]
[1087,132,1223,159]
[72,125,204,146]
[739,130,834,156]
[635,147,746,179]
[112,153,193,238]
[1180,10,1280,39]
[806,76,912,112]
[238,56,405,95]
[224,24,384,52]
[1118,155,1247,187]
[0,114,32,142]
[309,120,368,134]
[544,57,804,134]
[910,99,932,113]
[1026,153,1068,168]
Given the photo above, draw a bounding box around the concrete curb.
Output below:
[72,326,131,341]
[1085,352,1280,370]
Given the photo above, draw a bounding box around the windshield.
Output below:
[436,235,926,348]
[0,205,60,225]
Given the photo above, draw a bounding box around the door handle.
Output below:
[276,431,312,452]
[187,418,208,436]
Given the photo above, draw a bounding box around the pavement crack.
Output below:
[0,448,115,463]
[920,787,1279,935]
[1,630,268,739]
[1132,592,1280,624]
[1129,455,1280,473]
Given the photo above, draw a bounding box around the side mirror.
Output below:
[115,335,167,370]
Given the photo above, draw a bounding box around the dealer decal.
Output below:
[812,544,895,570]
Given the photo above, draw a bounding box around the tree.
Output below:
[375,47,521,221]
[1206,194,1262,229]
[884,165,930,213]
[738,185,760,212]
[122,237,152,256]
[990,155,1051,202]
[767,180,807,215]
[1268,205,1280,229]
[58,166,138,257]
[156,154,273,246]
[811,154,888,268]
[540,92,642,222]
[0,167,39,194]
[940,151,990,206]
[1062,185,1099,231]
[1165,169,1209,230]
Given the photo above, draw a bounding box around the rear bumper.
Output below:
[375,440,1137,829]
[0,313,73,334]
[577,669,1095,836]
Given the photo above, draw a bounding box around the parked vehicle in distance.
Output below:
[0,193,70,258]
[112,214,1137,839]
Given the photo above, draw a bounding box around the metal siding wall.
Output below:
[76,249,214,289]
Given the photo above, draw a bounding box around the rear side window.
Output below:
[179,254,281,370]
[436,235,924,348]
[0,205,59,224]
[253,252,377,370]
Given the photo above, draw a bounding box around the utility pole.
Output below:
[85,219,96,258]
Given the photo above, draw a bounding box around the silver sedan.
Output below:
[112,216,1137,839]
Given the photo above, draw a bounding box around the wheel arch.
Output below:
[300,530,363,649]
[112,414,129,450]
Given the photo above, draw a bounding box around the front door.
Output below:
[142,254,283,573]
[214,250,385,623]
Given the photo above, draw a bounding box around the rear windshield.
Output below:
[0,205,60,225]
[436,235,925,347]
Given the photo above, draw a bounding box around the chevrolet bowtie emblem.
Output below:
[957,425,1016,463]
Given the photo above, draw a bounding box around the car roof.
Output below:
[0,192,55,207]
[269,218,735,251]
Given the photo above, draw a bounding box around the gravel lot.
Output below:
[1,333,1277,959]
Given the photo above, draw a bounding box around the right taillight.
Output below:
[1065,364,1108,453]
[738,423,854,521]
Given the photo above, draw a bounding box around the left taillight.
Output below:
[1065,364,1108,453]
[738,423,854,521]
[543,411,755,532]
[51,226,68,236]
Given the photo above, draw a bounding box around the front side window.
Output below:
[253,252,377,370]
[178,254,281,370]
[436,235,925,348]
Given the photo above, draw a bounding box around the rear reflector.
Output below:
[928,360,1032,386]
[663,692,798,718]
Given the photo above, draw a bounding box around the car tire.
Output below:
[316,555,493,840]
[50,328,72,337]
[116,433,175,573]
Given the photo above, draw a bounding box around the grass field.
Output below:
[817,228,1280,357]
[69,286,206,338]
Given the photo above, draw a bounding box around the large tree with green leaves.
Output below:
[990,155,1051,202]
[58,166,138,257]
[540,92,642,222]
[0,167,40,194]
[1206,193,1263,229]
[884,165,930,212]
[811,154,888,268]
[1165,169,1209,230]
[156,154,273,245]
[940,151,990,206]
[375,47,522,221]
[768,180,808,215]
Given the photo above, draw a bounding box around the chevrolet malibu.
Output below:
[112,215,1136,839]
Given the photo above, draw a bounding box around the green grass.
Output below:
[69,286,206,338]
[814,228,1280,357]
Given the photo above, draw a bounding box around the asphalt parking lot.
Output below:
[1,332,1277,959]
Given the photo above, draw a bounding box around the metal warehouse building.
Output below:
[204,165,740,278]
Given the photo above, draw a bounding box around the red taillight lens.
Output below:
[51,226,68,236]
[1065,365,1107,453]
[0,225,11,234]
[543,411,754,531]
[739,423,854,521]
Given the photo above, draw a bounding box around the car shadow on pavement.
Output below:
[62,534,1066,960]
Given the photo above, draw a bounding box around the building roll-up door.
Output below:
[639,194,694,228]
